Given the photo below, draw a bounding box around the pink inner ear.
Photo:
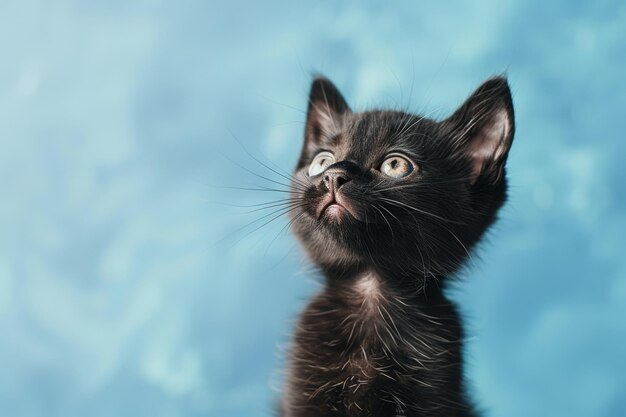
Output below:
[305,102,348,156]
[307,101,343,144]
[468,109,510,183]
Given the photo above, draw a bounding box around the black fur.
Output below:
[280,75,515,416]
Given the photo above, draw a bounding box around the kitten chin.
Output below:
[281,75,515,417]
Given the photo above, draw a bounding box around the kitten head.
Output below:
[290,76,515,279]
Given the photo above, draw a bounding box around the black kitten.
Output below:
[281,76,515,417]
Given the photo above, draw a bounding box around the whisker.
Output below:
[371,204,394,242]
[210,185,303,194]
[378,197,463,225]
[255,93,306,114]
[226,131,313,191]
[236,200,302,215]
[224,203,306,247]
[395,107,442,139]
[368,178,468,194]
[213,198,294,209]
[222,152,309,193]
[265,210,308,256]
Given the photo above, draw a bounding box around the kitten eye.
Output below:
[381,155,414,178]
[308,151,335,176]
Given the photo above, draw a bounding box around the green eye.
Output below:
[308,151,335,176]
[381,155,414,178]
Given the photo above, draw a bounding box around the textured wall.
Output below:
[1,1,625,416]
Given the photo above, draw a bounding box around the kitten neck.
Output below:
[321,261,446,301]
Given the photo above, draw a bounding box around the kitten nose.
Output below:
[323,169,351,190]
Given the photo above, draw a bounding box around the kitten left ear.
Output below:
[445,77,515,184]
[304,77,351,149]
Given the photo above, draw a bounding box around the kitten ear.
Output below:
[445,77,515,184]
[305,77,350,147]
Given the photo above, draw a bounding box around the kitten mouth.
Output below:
[316,192,358,221]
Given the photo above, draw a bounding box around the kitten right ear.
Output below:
[444,77,515,184]
[304,77,350,148]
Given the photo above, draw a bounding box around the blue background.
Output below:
[1,1,625,416]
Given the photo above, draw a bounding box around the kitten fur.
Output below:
[280,75,515,417]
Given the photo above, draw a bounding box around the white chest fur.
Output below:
[351,271,385,316]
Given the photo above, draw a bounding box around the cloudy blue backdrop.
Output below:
[2,1,625,416]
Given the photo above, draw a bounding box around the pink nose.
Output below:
[323,169,351,190]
